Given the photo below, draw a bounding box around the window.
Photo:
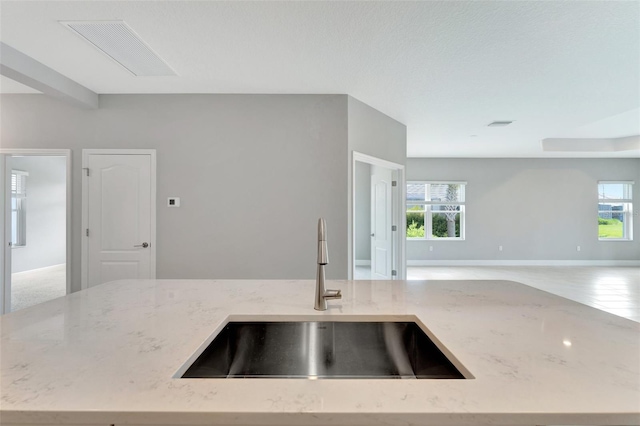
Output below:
[598,181,633,241]
[11,170,28,247]
[407,182,465,240]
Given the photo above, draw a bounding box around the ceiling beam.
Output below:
[0,42,98,109]
[615,135,640,151]
[542,136,640,152]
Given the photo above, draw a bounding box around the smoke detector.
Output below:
[60,20,176,77]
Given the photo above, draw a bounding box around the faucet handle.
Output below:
[324,289,342,300]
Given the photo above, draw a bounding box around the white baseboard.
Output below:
[355,260,371,266]
[12,263,66,275]
[407,260,640,267]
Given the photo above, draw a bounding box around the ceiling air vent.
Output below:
[487,121,514,127]
[61,21,176,77]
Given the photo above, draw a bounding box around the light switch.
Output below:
[168,197,180,207]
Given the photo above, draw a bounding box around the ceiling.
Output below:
[0,1,638,158]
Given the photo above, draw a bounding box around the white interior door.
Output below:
[83,151,155,288]
[371,165,393,279]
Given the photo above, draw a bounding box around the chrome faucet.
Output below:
[315,218,342,311]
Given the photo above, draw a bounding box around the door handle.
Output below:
[134,242,149,248]
[371,233,375,237]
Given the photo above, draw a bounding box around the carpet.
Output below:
[11,264,66,312]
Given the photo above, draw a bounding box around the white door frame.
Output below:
[0,149,72,315]
[350,151,405,280]
[81,149,157,290]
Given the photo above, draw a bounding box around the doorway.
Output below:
[0,149,71,314]
[352,152,405,280]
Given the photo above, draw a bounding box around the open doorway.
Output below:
[354,161,373,278]
[1,150,71,314]
[352,152,405,280]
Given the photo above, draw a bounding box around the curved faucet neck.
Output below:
[315,218,341,311]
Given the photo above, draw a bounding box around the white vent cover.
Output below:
[487,121,514,127]
[61,21,176,77]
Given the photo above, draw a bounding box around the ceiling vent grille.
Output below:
[487,121,513,127]
[61,21,176,77]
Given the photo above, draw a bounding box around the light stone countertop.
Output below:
[1,279,639,426]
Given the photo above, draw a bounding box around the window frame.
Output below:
[598,181,633,241]
[406,181,466,241]
[11,170,28,248]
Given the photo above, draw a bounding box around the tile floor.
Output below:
[356,265,640,322]
[10,264,639,323]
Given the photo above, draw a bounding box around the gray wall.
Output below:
[9,156,66,273]
[347,96,407,275]
[406,158,640,262]
[1,94,349,292]
[347,97,407,166]
[355,161,371,261]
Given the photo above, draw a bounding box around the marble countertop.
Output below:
[1,279,639,425]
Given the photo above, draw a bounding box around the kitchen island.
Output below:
[1,279,639,425]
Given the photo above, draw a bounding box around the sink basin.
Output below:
[181,320,468,379]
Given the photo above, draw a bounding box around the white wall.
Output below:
[406,158,640,263]
[1,94,350,291]
[355,161,371,261]
[9,156,66,273]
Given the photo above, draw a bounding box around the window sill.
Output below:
[406,238,465,241]
[598,238,633,242]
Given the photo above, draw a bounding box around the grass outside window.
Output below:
[597,182,633,241]
[598,218,623,239]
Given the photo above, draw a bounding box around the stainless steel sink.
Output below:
[181,321,467,379]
